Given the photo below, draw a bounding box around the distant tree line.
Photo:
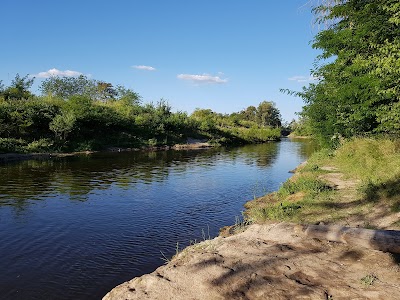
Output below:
[0,74,283,153]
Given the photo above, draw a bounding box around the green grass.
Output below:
[333,137,400,184]
[360,274,378,286]
[232,214,252,233]
[248,202,302,222]
[277,175,332,199]
[245,137,400,228]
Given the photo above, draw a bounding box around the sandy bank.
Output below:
[103,222,400,300]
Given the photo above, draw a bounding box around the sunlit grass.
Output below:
[245,137,400,228]
[333,137,400,184]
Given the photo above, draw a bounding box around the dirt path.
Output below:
[319,167,400,229]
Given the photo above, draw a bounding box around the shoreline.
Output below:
[102,156,400,299]
[103,224,400,300]
[0,136,289,164]
[0,142,214,164]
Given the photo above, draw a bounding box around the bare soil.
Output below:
[103,223,400,300]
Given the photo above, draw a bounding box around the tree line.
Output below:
[285,0,400,146]
[0,74,283,153]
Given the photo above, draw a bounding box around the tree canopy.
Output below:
[39,75,141,104]
[286,0,400,146]
[1,74,34,101]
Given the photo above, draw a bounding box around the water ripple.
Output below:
[0,140,318,300]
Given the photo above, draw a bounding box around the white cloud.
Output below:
[288,75,320,83]
[34,68,83,78]
[133,65,156,71]
[177,73,228,84]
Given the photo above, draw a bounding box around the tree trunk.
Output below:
[294,224,400,253]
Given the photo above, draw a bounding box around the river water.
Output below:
[0,139,317,300]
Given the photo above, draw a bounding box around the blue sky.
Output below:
[1,0,320,122]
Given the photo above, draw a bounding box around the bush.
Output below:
[25,139,54,153]
[0,138,27,153]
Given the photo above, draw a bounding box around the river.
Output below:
[0,138,317,300]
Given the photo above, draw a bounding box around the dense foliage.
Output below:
[285,0,400,146]
[0,75,282,153]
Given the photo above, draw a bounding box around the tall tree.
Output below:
[115,85,141,105]
[240,105,257,122]
[40,75,96,99]
[2,74,34,101]
[286,0,400,145]
[256,101,282,127]
[95,81,117,102]
[40,75,141,104]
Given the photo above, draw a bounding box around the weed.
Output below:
[233,214,252,233]
[160,241,181,264]
[360,274,378,286]
[201,225,211,241]
[358,181,380,202]
[161,225,214,264]
[160,250,170,264]
[333,138,400,184]
[250,181,268,201]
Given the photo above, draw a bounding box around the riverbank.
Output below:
[103,137,400,299]
[0,140,213,164]
[103,223,400,300]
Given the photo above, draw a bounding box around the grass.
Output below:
[245,137,400,228]
[232,214,252,233]
[245,167,335,223]
[277,174,332,199]
[160,225,216,264]
[160,242,181,264]
[360,274,378,286]
[333,138,400,181]
[164,137,400,264]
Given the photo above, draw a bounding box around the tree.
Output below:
[2,74,34,101]
[191,108,216,132]
[115,85,141,105]
[240,105,257,122]
[40,76,141,104]
[96,81,117,102]
[40,75,96,99]
[256,101,282,127]
[285,0,400,146]
[49,111,76,142]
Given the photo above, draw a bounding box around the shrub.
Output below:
[0,138,27,153]
[25,139,54,153]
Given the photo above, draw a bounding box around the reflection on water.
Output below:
[0,139,317,300]
[0,143,284,207]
